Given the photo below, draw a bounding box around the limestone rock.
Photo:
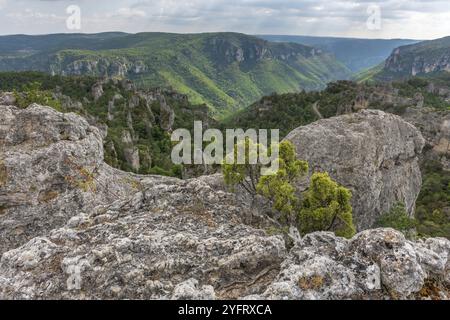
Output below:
[0,92,16,106]
[401,107,450,170]
[91,83,104,102]
[0,104,139,255]
[285,109,425,230]
[248,229,450,300]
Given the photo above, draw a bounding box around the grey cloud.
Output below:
[0,0,448,38]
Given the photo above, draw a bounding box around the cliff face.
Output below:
[1,104,449,300]
[381,36,450,78]
[402,108,450,170]
[205,34,320,65]
[0,104,139,255]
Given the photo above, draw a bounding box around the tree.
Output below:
[223,141,356,239]
[223,140,308,222]
[256,141,308,222]
[14,81,62,111]
[298,172,355,238]
[222,138,264,196]
[375,202,417,236]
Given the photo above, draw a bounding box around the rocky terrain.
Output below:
[260,35,417,73]
[1,103,449,300]
[222,79,450,238]
[402,108,450,170]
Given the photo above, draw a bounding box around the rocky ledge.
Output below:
[0,104,449,300]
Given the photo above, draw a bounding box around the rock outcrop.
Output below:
[0,92,16,106]
[0,104,139,254]
[246,229,450,300]
[401,107,450,170]
[1,104,449,300]
[285,109,425,230]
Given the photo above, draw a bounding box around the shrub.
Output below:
[222,138,265,196]
[256,141,308,222]
[222,141,356,239]
[375,202,417,236]
[298,172,355,238]
[14,82,62,111]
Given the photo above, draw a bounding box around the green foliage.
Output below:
[261,35,418,73]
[0,33,350,116]
[222,138,265,195]
[256,141,308,221]
[222,141,354,238]
[0,71,213,178]
[222,81,358,138]
[375,202,417,236]
[14,81,62,111]
[415,161,450,238]
[299,172,356,238]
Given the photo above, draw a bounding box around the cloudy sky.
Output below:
[0,0,449,39]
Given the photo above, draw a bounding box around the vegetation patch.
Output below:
[0,159,7,187]
[38,190,59,203]
[375,202,417,238]
[65,165,97,193]
[298,275,325,291]
[223,140,356,239]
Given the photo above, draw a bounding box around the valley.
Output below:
[0,32,351,116]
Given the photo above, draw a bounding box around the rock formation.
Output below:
[285,109,425,230]
[0,104,139,254]
[246,229,450,300]
[0,92,16,106]
[401,107,450,170]
[1,104,449,300]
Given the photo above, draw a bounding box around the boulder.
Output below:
[0,92,16,106]
[0,104,139,254]
[285,109,425,230]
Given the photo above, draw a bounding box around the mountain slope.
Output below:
[259,35,418,73]
[0,32,351,116]
[361,36,450,81]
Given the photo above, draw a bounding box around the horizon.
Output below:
[0,0,449,40]
[0,30,433,42]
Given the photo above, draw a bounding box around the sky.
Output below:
[0,0,449,40]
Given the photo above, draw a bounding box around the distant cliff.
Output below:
[358,36,450,81]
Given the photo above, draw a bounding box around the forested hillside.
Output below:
[0,32,351,116]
